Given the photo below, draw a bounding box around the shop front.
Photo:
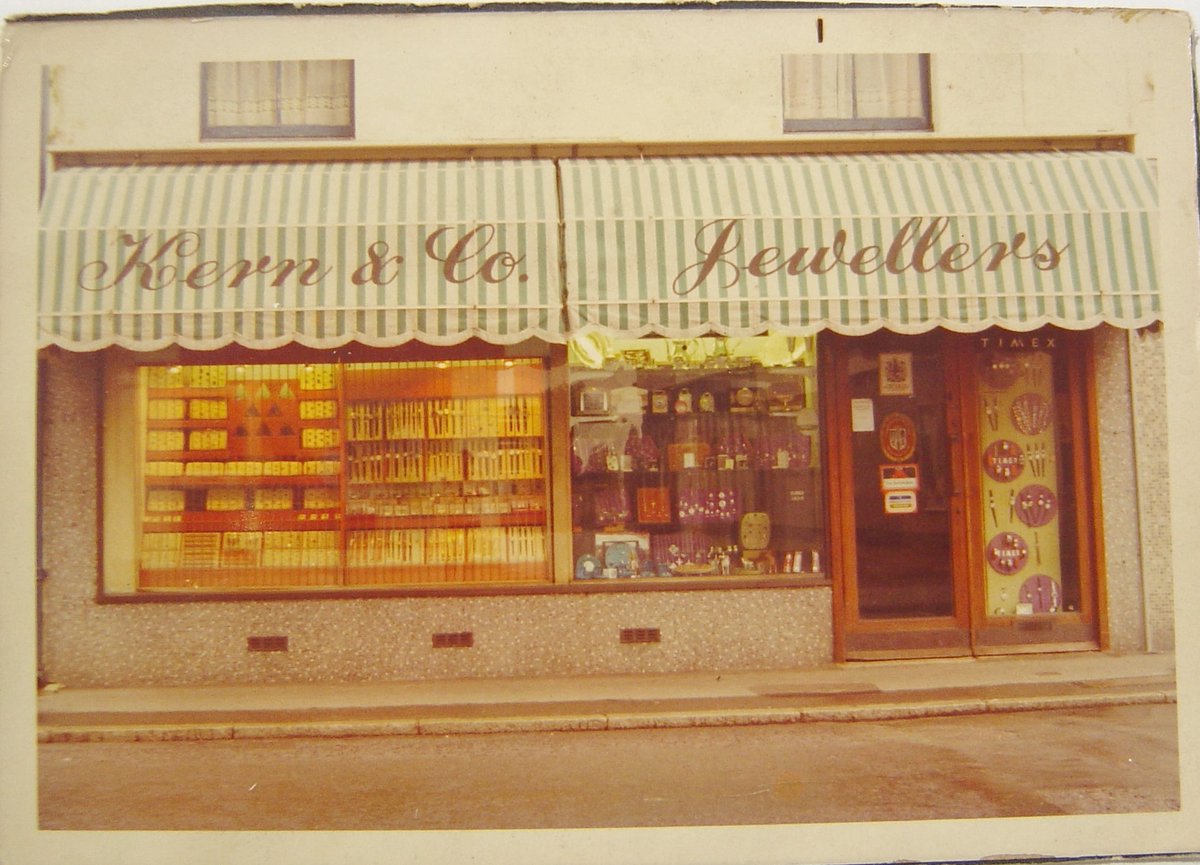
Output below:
[37,147,1159,677]
[556,152,1156,660]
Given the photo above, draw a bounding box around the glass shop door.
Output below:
[825,329,1102,660]
[827,332,973,658]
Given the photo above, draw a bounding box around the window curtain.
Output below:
[204,61,279,127]
[782,54,924,121]
[782,54,854,120]
[204,60,352,129]
[853,54,925,120]
[279,60,353,127]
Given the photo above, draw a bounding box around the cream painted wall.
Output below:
[21,9,1172,153]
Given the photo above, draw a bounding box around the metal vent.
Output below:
[247,635,288,652]
[620,627,661,644]
[432,631,474,649]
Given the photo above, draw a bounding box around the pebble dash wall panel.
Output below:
[39,350,831,687]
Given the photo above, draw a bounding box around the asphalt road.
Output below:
[38,703,1178,830]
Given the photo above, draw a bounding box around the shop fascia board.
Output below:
[48,134,1136,169]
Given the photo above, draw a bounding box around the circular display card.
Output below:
[1014,484,1058,527]
[983,439,1025,483]
[1011,392,1052,436]
[980,354,1022,390]
[987,532,1029,575]
[1019,574,1062,613]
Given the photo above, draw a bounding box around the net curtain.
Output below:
[203,60,353,129]
[782,54,925,122]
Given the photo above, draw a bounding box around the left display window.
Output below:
[132,358,550,591]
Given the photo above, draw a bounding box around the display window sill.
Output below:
[96,573,831,603]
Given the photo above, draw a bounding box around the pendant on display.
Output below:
[980,353,1022,390]
[1018,573,1062,613]
[1014,484,1058,527]
[983,396,1001,431]
[1011,392,1052,436]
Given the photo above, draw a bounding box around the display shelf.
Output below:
[144,475,340,488]
[144,418,237,430]
[573,465,811,479]
[141,511,342,532]
[342,363,544,400]
[140,567,343,589]
[137,358,554,590]
[343,562,547,585]
[345,511,545,530]
[144,382,339,393]
[567,358,824,582]
[143,449,342,461]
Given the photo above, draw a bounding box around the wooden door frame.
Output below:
[823,332,972,661]
[825,329,1104,662]
[956,329,1104,652]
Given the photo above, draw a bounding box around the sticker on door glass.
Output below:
[883,490,918,514]
[880,463,920,491]
[878,352,914,397]
[879,412,917,461]
[850,398,875,432]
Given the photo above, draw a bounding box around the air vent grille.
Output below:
[432,631,474,649]
[247,635,288,652]
[620,627,661,644]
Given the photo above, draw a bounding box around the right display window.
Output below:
[567,334,824,583]
[976,341,1082,617]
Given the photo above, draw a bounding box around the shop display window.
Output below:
[134,358,549,590]
[976,344,1082,617]
[567,334,825,581]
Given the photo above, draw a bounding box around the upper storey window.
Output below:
[782,53,931,132]
[201,60,355,140]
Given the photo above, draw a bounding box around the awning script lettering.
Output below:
[75,225,528,292]
[671,217,1069,296]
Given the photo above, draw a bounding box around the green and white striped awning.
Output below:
[39,160,563,350]
[560,152,1159,337]
[39,152,1160,350]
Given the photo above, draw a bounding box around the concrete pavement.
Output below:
[36,650,1176,743]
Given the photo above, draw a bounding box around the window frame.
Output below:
[97,342,831,601]
[101,343,561,597]
[781,53,933,134]
[199,59,356,141]
[566,334,827,585]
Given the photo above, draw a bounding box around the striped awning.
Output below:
[559,152,1160,338]
[39,161,563,350]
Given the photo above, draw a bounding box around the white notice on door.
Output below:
[851,398,875,432]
